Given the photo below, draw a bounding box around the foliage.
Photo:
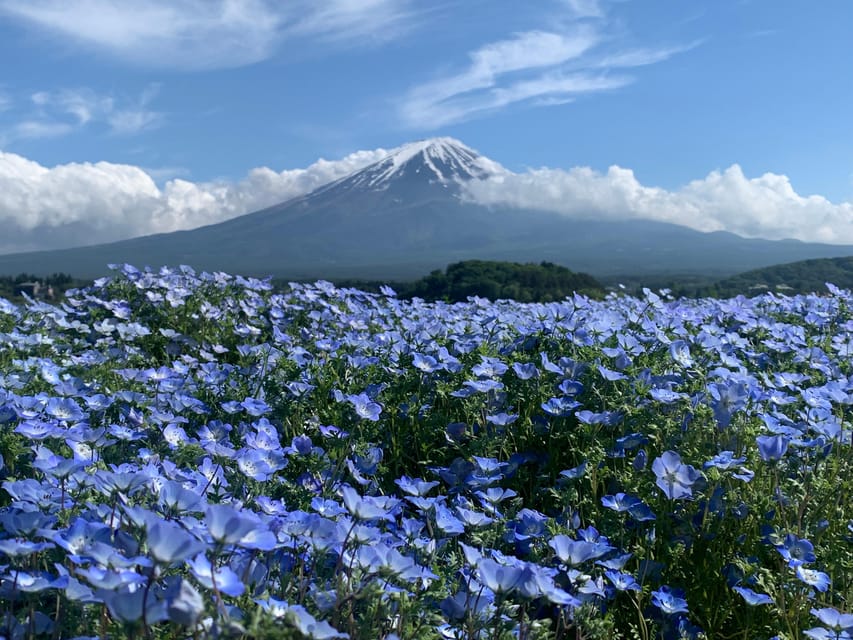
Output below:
[0,265,852,639]
[692,256,853,298]
[0,272,80,303]
[404,260,604,302]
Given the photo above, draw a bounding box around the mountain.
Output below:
[0,137,851,281]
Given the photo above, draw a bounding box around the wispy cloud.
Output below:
[398,3,697,128]
[0,0,419,71]
[288,0,418,44]
[7,120,74,140]
[561,0,604,19]
[2,85,164,142]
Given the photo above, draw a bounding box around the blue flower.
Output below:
[146,516,205,566]
[187,554,245,597]
[652,451,702,500]
[756,434,790,462]
[813,608,853,630]
[340,486,396,522]
[346,393,382,421]
[732,585,774,606]
[549,535,612,566]
[651,585,689,615]
[775,533,815,566]
[605,570,641,592]
[476,558,527,595]
[796,566,831,592]
[707,381,749,428]
[285,604,350,639]
[512,362,539,380]
[166,578,205,626]
[394,475,439,497]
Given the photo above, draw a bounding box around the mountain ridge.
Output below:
[0,137,850,280]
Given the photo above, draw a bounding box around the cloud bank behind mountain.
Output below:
[1,142,852,255]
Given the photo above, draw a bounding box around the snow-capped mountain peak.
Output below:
[339,137,505,191]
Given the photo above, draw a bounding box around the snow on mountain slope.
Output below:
[327,137,506,192]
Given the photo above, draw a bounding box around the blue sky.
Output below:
[0,0,851,253]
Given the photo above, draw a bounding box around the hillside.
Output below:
[698,256,853,297]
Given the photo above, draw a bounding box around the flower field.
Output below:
[2,264,853,639]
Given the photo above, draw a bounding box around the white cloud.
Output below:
[464,164,853,244]
[0,147,390,254]
[398,3,695,128]
[2,86,163,143]
[0,0,417,70]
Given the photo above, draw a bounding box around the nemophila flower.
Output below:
[804,629,853,640]
[455,505,494,527]
[283,604,350,639]
[511,508,548,541]
[290,435,314,455]
[757,434,790,462]
[146,516,205,565]
[633,449,647,471]
[652,451,703,500]
[708,380,750,428]
[236,448,276,481]
[206,504,277,551]
[77,566,147,591]
[44,397,85,422]
[14,419,58,440]
[346,393,382,421]
[615,432,649,451]
[602,493,640,513]
[165,578,205,626]
[412,352,440,373]
[650,388,686,403]
[598,552,632,570]
[476,487,517,508]
[394,475,439,497]
[512,362,539,380]
[797,566,831,592]
[542,396,581,416]
[340,486,395,522]
[810,608,853,634]
[476,558,527,595]
[187,554,245,597]
[576,409,622,426]
[159,480,206,514]
[0,538,54,558]
[651,585,689,615]
[605,570,640,592]
[559,462,587,480]
[549,535,613,566]
[434,504,466,535]
[775,533,816,566]
[0,509,54,537]
[669,340,694,368]
[472,357,508,378]
[98,584,169,624]
[732,585,774,605]
[485,412,518,426]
